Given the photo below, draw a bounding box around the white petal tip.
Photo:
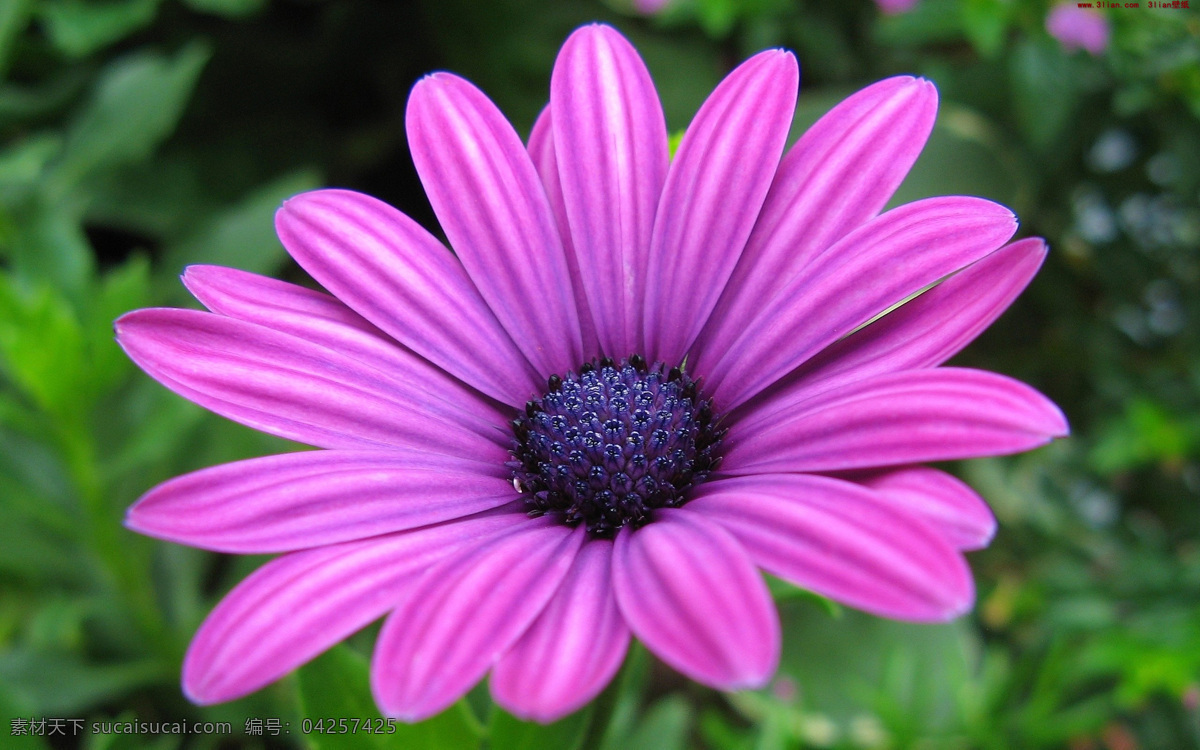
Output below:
[493,702,576,725]
[960,518,999,552]
[947,596,975,620]
[122,506,147,533]
[181,669,237,707]
[1050,407,1071,438]
[379,705,437,724]
[181,684,215,706]
[727,670,775,692]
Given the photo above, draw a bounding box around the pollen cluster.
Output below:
[510,356,724,538]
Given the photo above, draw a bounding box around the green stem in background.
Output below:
[581,642,650,750]
[56,417,172,660]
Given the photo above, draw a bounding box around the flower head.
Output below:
[1047,4,1111,55]
[632,0,672,13]
[875,0,920,14]
[117,23,1067,722]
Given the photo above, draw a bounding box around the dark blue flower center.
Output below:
[509,355,724,538]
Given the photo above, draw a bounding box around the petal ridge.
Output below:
[116,308,511,458]
[182,511,527,704]
[701,196,1019,408]
[372,520,584,721]
[613,510,779,689]
[692,473,974,621]
[643,49,799,365]
[491,538,630,722]
[126,450,516,554]
[552,24,669,356]
[276,189,541,406]
[695,76,938,362]
[724,367,1069,473]
[407,73,583,377]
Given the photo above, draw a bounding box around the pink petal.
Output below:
[183,510,527,704]
[1046,4,1110,55]
[691,474,973,621]
[876,0,919,13]
[183,264,509,425]
[642,49,799,366]
[633,0,671,12]
[276,189,540,406]
[612,510,779,689]
[126,450,516,554]
[372,520,584,721]
[551,24,668,357]
[695,77,938,363]
[702,197,1019,409]
[407,73,583,379]
[115,308,510,458]
[491,539,630,722]
[185,264,384,337]
[529,107,601,360]
[857,467,996,551]
[724,367,1069,474]
[767,238,1047,401]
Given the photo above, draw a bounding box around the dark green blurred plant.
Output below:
[1,0,1198,748]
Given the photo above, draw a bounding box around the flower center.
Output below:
[510,355,724,538]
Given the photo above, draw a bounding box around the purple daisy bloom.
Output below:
[116,24,1067,723]
[875,0,920,15]
[632,0,672,13]
[1046,4,1111,55]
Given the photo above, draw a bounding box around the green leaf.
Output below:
[596,644,650,750]
[620,26,724,133]
[0,0,33,77]
[183,0,266,18]
[0,423,76,524]
[1089,397,1194,475]
[38,0,162,58]
[85,711,179,750]
[101,381,206,476]
[873,0,964,47]
[50,43,211,194]
[697,708,753,750]
[297,645,389,750]
[0,134,63,190]
[297,644,484,750]
[770,605,976,736]
[0,259,140,418]
[82,254,150,396]
[160,169,320,279]
[0,650,167,714]
[0,66,90,122]
[667,130,684,159]
[694,0,738,38]
[787,90,1023,212]
[488,707,592,750]
[959,0,1008,59]
[0,682,52,749]
[765,575,842,618]
[0,272,88,419]
[622,696,692,750]
[2,192,94,295]
[0,511,81,582]
[889,104,1024,211]
[1010,37,1079,153]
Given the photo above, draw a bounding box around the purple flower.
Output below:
[875,0,920,14]
[117,24,1067,723]
[632,0,672,13]
[1046,4,1111,55]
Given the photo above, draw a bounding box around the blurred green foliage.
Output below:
[0,0,1198,748]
